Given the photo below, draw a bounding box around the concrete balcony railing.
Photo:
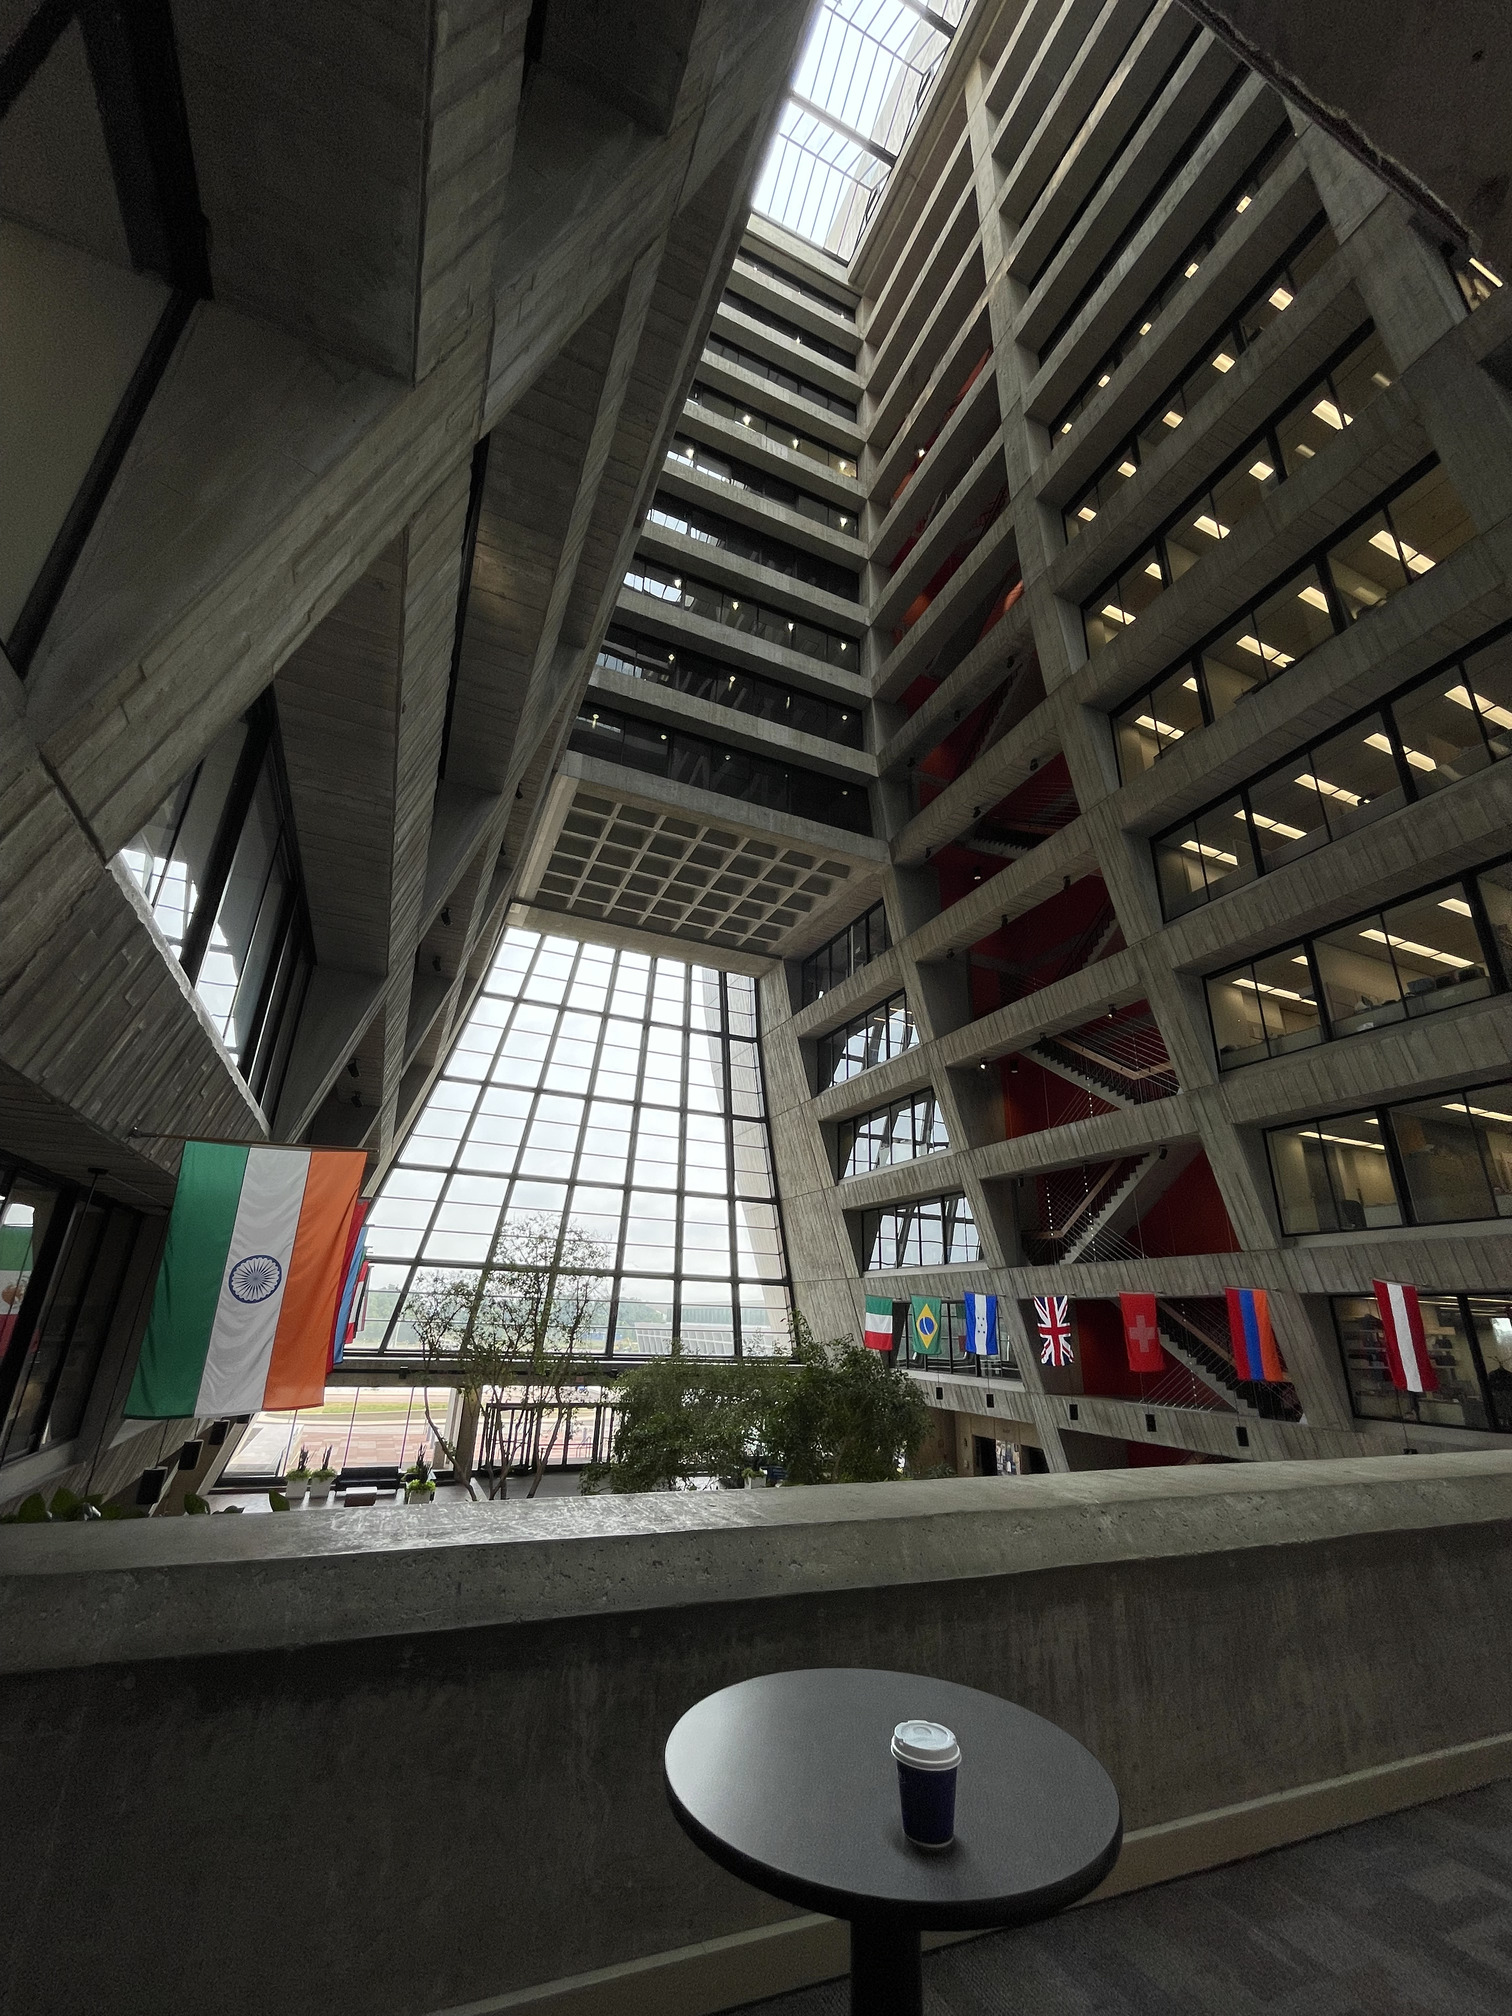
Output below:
[5,1456,1512,2016]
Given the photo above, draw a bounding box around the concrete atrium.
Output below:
[5,2,1512,2013]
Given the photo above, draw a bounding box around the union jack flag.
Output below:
[1035,1293,1074,1367]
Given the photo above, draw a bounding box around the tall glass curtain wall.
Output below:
[0,1154,139,1464]
[359,929,791,1358]
[119,698,313,1109]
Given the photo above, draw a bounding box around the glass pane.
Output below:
[1245,767,1328,872]
[1328,329,1395,424]
[1385,464,1475,576]
[1252,567,1337,674]
[1379,887,1492,1018]
[1389,1094,1497,1223]
[1297,713,1406,841]
[1390,667,1494,795]
[1201,617,1271,717]
[1268,1116,1400,1234]
[1477,865,1512,982]
[1467,1295,1512,1431]
[1457,634,1512,760]
[1327,509,1409,619]
[1335,1293,1489,1430]
[1154,800,1249,918]
[1211,451,1279,538]
[1313,911,1410,1036]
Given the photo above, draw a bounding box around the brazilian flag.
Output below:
[910,1296,941,1356]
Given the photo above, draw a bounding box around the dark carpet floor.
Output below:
[740,1780,1512,2014]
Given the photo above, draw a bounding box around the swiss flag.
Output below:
[1120,1292,1163,1373]
[1372,1280,1438,1394]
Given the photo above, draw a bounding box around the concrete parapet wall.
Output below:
[4,1457,1512,2015]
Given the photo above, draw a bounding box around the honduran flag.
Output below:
[1225,1287,1286,1382]
[863,1295,894,1351]
[1372,1279,1438,1394]
[963,1292,998,1356]
[126,1142,366,1418]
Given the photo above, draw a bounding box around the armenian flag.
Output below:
[1225,1287,1285,1381]
[126,1142,366,1417]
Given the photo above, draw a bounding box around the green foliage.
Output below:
[583,1355,783,1494]
[183,1493,211,1515]
[585,1314,931,1493]
[268,1490,291,1511]
[765,1316,932,1485]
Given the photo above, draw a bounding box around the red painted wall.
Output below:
[1074,1298,1174,1399]
[999,1053,1115,1138]
[1130,1153,1240,1257]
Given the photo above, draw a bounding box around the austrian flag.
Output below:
[1034,1294,1073,1366]
[1373,1279,1438,1394]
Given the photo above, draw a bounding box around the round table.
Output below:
[664,1668,1122,2016]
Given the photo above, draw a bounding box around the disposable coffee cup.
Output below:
[891,1719,960,1849]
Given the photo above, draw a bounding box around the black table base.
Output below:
[850,1917,921,2016]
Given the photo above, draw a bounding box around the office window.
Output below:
[1267,1079,1512,1234]
[596,625,862,745]
[685,382,858,479]
[622,555,858,669]
[1208,861,1505,1069]
[119,696,312,1111]
[860,1194,979,1270]
[1333,1291,1512,1433]
[799,901,891,1005]
[0,1155,139,1465]
[1153,624,1512,920]
[1115,459,1475,772]
[1267,1113,1402,1235]
[569,701,871,835]
[816,990,917,1087]
[355,929,790,1360]
[1081,325,1393,641]
[838,1090,949,1178]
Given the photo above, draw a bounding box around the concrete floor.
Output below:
[742,1781,1512,2014]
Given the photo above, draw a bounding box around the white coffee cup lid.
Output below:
[891,1719,961,1768]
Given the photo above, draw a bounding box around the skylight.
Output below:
[752,0,968,263]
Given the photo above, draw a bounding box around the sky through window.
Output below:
[752,0,968,261]
[350,927,792,1361]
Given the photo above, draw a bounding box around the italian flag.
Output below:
[126,1142,366,1418]
[863,1295,893,1350]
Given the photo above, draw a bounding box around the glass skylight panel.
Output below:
[753,0,967,260]
[353,927,792,1360]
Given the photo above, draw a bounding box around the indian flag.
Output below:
[126,1142,366,1418]
[863,1295,893,1351]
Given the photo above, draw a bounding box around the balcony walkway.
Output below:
[744,1780,1512,2015]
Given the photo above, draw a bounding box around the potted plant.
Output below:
[402,1451,437,1504]
[308,1446,338,1504]
[284,1446,311,1504]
